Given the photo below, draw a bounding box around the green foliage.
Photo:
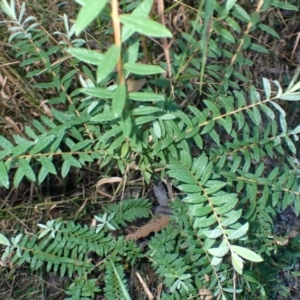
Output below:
[0,0,300,299]
[103,197,152,227]
[104,260,131,300]
[65,277,101,300]
[147,201,200,298]
[0,198,149,299]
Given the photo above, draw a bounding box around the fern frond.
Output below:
[103,260,129,300]
[2,220,116,277]
[65,277,101,300]
[103,198,152,227]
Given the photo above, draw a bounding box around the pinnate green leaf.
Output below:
[119,109,132,138]
[61,160,71,178]
[203,229,223,239]
[194,214,216,227]
[204,180,226,194]
[153,121,161,138]
[62,154,81,168]
[284,136,296,154]
[0,233,10,246]
[279,93,300,101]
[192,154,208,178]
[113,84,126,117]
[250,43,269,54]
[90,111,118,122]
[13,167,25,188]
[19,158,36,181]
[189,204,212,217]
[208,246,229,257]
[128,92,165,102]
[75,0,109,35]
[132,106,162,115]
[159,114,176,120]
[218,28,235,43]
[97,44,120,83]
[262,78,271,99]
[0,0,16,19]
[225,0,237,11]
[67,48,104,65]
[231,251,244,274]
[183,194,206,204]
[220,209,242,227]
[39,156,57,175]
[110,260,132,300]
[233,4,251,22]
[12,141,34,157]
[38,166,48,184]
[124,63,165,75]
[167,166,197,185]
[120,14,172,38]
[122,0,154,41]
[30,135,56,155]
[0,136,14,151]
[210,192,236,206]
[215,198,238,215]
[231,245,263,262]
[71,140,92,152]
[259,24,279,39]
[80,87,114,98]
[0,162,9,188]
[271,0,297,11]
[227,223,249,240]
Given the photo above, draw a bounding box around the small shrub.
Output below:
[0,0,300,299]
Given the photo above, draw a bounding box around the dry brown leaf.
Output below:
[288,230,299,239]
[4,116,24,136]
[204,274,210,282]
[127,78,147,92]
[96,177,123,199]
[199,288,213,300]
[135,271,154,300]
[157,283,163,300]
[275,236,289,245]
[125,215,169,241]
[38,100,53,118]
[96,176,123,187]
